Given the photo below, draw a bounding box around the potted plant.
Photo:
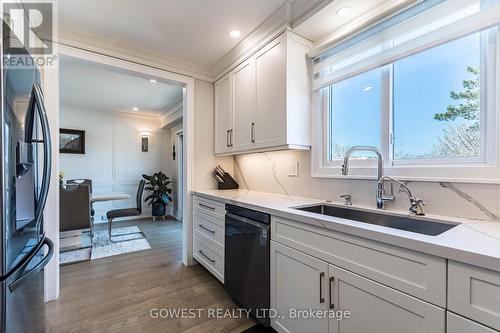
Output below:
[59,170,65,185]
[142,172,173,217]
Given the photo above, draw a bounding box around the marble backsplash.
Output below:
[233,150,500,222]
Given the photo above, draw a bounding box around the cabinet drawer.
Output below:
[447,312,499,333]
[193,211,224,251]
[193,235,224,283]
[193,195,226,222]
[448,261,500,331]
[331,264,445,333]
[272,217,446,307]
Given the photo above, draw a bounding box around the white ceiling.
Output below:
[60,55,183,117]
[58,0,285,68]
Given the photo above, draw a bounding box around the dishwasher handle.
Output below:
[225,212,270,230]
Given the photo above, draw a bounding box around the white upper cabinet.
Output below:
[214,73,232,154]
[254,37,286,149]
[214,30,312,155]
[232,59,256,152]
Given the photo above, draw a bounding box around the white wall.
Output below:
[60,108,169,222]
[194,79,233,190]
[162,80,234,220]
[234,150,500,222]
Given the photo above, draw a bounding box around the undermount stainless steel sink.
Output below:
[294,204,458,236]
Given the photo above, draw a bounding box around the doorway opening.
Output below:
[43,46,195,304]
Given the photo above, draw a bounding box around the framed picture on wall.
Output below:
[59,128,85,154]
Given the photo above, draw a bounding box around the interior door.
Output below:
[255,37,286,149]
[232,59,255,152]
[214,73,232,154]
[328,264,445,333]
[271,241,329,333]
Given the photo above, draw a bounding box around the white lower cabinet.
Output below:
[271,240,446,333]
[448,261,500,331]
[447,312,499,333]
[329,264,445,333]
[192,195,225,283]
[271,241,329,333]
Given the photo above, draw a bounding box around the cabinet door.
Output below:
[448,261,500,331]
[232,59,255,152]
[329,265,445,333]
[447,312,498,333]
[271,241,329,333]
[254,37,286,149]
[214,73,232,154]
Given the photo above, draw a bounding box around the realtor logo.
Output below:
[2,0,57,68]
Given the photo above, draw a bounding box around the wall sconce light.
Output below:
[141,130,152,152]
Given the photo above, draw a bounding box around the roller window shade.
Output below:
[312,0,500,91]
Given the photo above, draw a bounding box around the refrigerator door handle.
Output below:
[26,83,52,233]
[8,237,54,293]
[0,232,47,282]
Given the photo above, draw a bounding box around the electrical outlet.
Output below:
[288,162,299,177]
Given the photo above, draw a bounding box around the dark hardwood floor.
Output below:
[45,218,255,333]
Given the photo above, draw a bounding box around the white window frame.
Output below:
[312,26,500,184]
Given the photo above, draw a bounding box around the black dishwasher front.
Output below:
[224,204,271,327]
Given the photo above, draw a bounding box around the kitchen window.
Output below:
[392,32,483,163]
[312,0,500,182]
[328,67,382,160]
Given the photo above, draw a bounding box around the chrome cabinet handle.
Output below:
[198,203,215,211]
[329,276,335,309]
[319,272,325,303]
[226,130,230,147]
[251,122,255,143]
[198,250,215,263]
[230,129,233,147]
[198,224,215,234]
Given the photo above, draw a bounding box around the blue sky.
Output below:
[330,32,480,159]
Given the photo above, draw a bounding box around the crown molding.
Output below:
[211,2,289,79]
[53,0,330,82]
[211,0,329,80]
[159,99,183,129]
[56,27,213,82]
[291,0,334,29]
[60,104,165,120]
[160,96,183,119]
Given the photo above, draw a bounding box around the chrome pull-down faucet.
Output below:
[341,146,393,208]
[341,146,425,215]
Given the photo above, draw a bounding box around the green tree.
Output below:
[434,66,480,126]
[431,66,480,158]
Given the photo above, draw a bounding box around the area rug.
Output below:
[60,226,151,265]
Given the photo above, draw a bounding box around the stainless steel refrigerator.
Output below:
[0,23,54,333]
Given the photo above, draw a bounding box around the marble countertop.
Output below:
[193,189,500,272]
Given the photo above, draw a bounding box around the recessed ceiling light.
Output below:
[363,86,373,92]
[336,7,351,16]
[228,30,241,38]
[132,107,139,111]
[149,79,157,83]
